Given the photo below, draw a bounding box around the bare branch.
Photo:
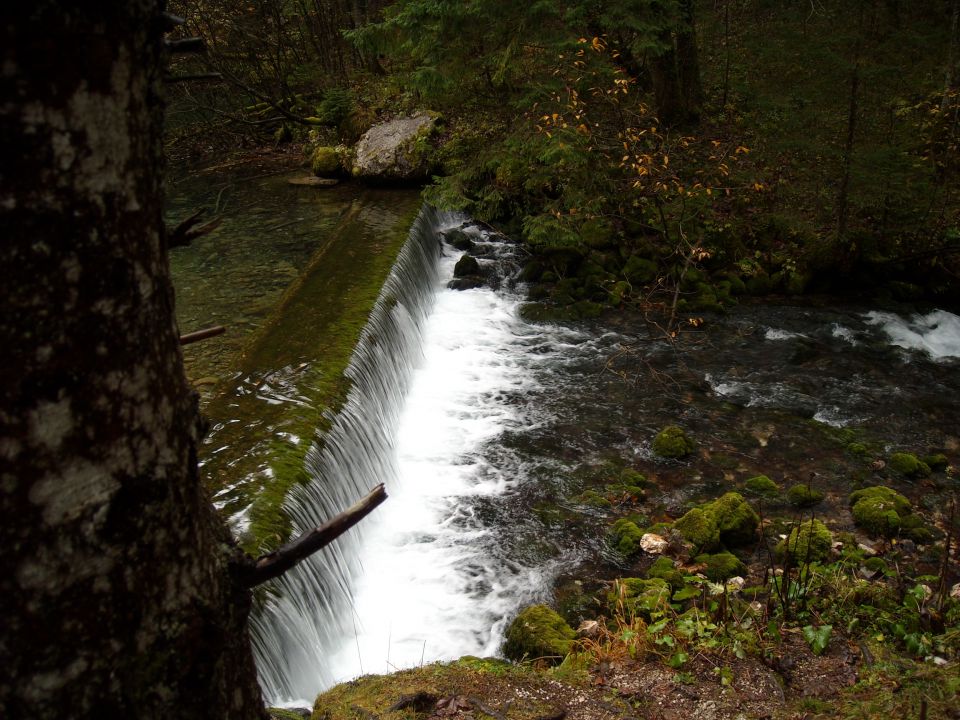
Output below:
[168,209,222,249]
[244,485,388,587]
[179,326,225,346]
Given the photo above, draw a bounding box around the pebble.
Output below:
[640,533,669,554]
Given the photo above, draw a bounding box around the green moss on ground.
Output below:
[888,452,931,477]
[608,518,645,558]
[848,486,912,539]
[674,507,720,551]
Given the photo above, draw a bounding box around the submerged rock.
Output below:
[353,111,439,183]
[288,176,339,187]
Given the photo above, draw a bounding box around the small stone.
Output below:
[920,584,933,601]
[857,542,878,556]
[639,533,669,554]
[726,576,745,592]
[288,176,339,187]
[951,582,960,600]
[576,620,600,638]
[899,538,916,553]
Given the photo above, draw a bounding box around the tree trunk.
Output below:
[0,3,266,718]
[677,0,704,122]
[650,29,684,126]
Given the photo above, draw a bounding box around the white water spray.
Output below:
[253,208,552,704]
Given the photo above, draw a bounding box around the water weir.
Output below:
[252,207,551,704]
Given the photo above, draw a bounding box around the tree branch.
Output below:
[243,484,388,587]
[179,325,225,346]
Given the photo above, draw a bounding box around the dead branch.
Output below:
[168,209,222,248]
[166,37,206,55]
[244,484,388,587]
[179,326,225,346]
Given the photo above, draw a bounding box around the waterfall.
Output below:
[251,206,552,705]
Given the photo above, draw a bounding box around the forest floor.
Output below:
[288,641,958,720]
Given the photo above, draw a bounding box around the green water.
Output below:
[167,165,421,547]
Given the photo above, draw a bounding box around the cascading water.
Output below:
[252,207,556,704]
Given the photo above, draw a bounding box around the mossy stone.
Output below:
[652,425,695,459]
[311,145,340,176]
[674,507,720,551]
[899,514,936,544]
[849,485,911,538]
[577,490,612,508]
[775,519,832,564]
[608,518,645,558]
[786,483,825,508]
[922,453,949,471]
[695,551,746,581]
[646,556,685,590]
[502,605,575,663]
[706,492,760,546]
[889,452,931,477]
[744,475,779,497]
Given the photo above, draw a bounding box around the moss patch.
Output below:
[776,519,833,564]
[502,605,576,663]
[787,483,825,508]
[849,486,911,538]
[695,551,746,581]
[652,425,696,459]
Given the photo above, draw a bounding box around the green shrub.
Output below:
[502,605,575,663]
[316,87,354,127]
[652,425,695,459]
[787,483,825,508]
[776,519,832,565]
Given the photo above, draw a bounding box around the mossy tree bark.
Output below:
[0,3,266,718]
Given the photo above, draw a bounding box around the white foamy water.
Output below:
[324,250,549,682]
[865,309,960,360]
[253,210,556,705]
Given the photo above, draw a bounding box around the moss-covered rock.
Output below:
[899,513,936,544]
[922,453,949,472]
[849,485,911,538]
[674,507,720,551]
[311,145,340,176]
[502,605,575,663]
[888,452,931,477]
[706,492,760,546]
[652,425,695,459]
[776,519,832,565]
[786,483,825,508]
[576,490,612,508]
[744,475,779,497]
[608,518,645,558]
[695,551,746,581]
[646,556,685,590]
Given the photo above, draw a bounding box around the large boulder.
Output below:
[353,112,439,183]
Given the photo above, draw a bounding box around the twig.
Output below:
[168,209,222,248]
[243,484,387,587]
[179,325,225,345]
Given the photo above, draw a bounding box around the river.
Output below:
[170,167,960,708]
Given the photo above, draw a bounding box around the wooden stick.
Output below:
[244,485,387,587]
[179,325,225,345]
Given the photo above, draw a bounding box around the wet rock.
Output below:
[454,254,481,277]
[640,533,669,555]
[447,277,484,291]
[441,227,476,251]
[353,111,439,183]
